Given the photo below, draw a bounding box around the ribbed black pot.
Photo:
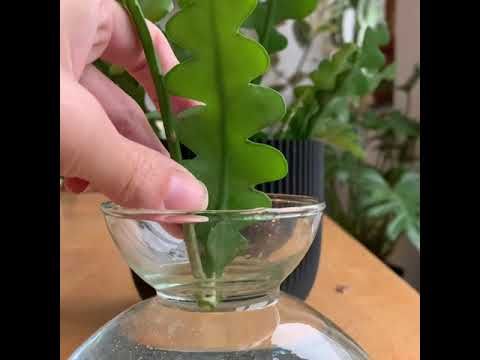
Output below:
[129,140,325,301]
[256,140,324,300]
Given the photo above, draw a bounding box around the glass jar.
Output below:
[69,194,369,359]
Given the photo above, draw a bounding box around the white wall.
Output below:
[394,0,420,119]
[387,0,420,291]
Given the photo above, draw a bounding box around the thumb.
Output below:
[61,75,208,210]
[92,136,208,210]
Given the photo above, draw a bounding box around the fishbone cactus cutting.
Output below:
[165,0,287,212]
[165,0,288,278]
[120,0,288,307]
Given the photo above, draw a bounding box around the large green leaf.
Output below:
[165,0,287,275]
[357,169,420,251]
[244,0,320,53]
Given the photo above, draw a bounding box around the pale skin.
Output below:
[60,0,208,211]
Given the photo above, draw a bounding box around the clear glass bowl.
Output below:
[69,194,369,359]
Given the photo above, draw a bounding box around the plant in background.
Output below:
[244,0,420,261]
[325,65,420,258]
[98,0,419,273]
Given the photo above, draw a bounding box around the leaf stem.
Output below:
[123,0,207,284]
[259,0,276,47]
[124,0,181,159]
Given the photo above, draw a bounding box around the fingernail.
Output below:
[164,171,209,211]
[64,177,90,194]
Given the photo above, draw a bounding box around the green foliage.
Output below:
[244,0,320,53]
[312,107,364,158]
[279,24,391,156]
[358,169,420,250]
[165,0,287,276]
[310,43,357,91]
[266,13,420,257]
[337,24,390,97]
[355,0,384,45]
[362,110,420,141]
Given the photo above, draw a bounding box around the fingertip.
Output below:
[164,170,209,211]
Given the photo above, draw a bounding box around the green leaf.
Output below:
[356,0,385,45]
[275,0,319,21]
[335,24,390,97]
[406,224,420,250]
[357,24,389,70]
[205,221,248,276]
[245,0,320,54]
[310,43,357,91]
[165,0,288,273]
[140,0,173,22]
[314,118,364,158]
[293,85,316,101]
[177,0,194,7]
[311,97,364,157]
[386,213,407,242]
[166,0,287,210]
[362,110,420,140]
[381,63,396,81]
[357,169,420,249]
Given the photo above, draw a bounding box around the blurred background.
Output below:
[255,0,420,291]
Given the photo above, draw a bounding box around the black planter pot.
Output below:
[130,140,325,301]
[387,262,405,278]
[257,140,324,300]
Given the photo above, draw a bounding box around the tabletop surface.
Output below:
[60,192,419,360]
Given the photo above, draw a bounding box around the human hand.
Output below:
[60,0,207,210]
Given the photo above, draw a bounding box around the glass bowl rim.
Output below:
[100,193,325,219]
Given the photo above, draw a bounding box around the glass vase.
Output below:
[68,194,369,359]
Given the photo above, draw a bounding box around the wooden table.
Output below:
[60,193,419,360]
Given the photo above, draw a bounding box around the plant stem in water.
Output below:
[123,0,209,298]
